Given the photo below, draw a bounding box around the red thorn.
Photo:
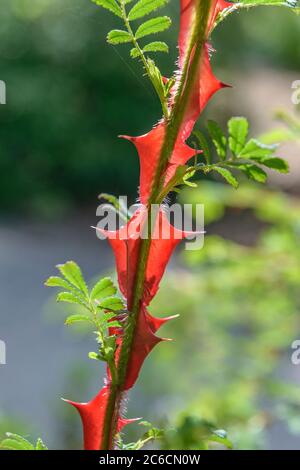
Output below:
[117,417,142,433]
[119,135,136,142]
[145,310,179,333]
[220,82,232,89]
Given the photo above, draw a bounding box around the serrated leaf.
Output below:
[1,434,34,450]
[107,29,132,45]
[98,297,125,311]
[207,120,227,160]
[44,276,72,290]
[107,320,122,328]
[88,351,101,360]
[65,314,92,325]
[192,130,211,164]
[56,291,86,307]
[135,16,171,39]
[213,166,239,189]
[100,311,118,323]
[0,439,31,450]
[128,0,169,20]
[130,47,140,58]
[240,164,267,183]
[183,169,197,187]
[143,41,169,54]
[91,277,117,301]
[239,138,277,158]
[228,117,249,156]
[251,156,289,173]
[91,0,122,17]
[35,438,48,450]
[209,430,233,449]
[237,0,297,6]
[56,261,88,296]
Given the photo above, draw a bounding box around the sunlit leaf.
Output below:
[56,261,88,296]
[250,156,289,173]
[107,30,132,44]
[135,16,171,39]
[92,0,122,17]
[128,0,169,21]
[192,130,211,165]
[143,41,169,54]
[65,314,92,325]
[207,120,227,160]
[91,277,117,301]
[56,291,86,307]
[228,117,249,156]
[98,297,125,311]
[213,166,239,189]
[239,138,277,158]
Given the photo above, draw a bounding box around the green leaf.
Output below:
[91,277,117,301]
[239,138,276,158]
[35,438,48,450]
[44,276,72,290]
[130,48,139,58]
[65,314,92,325]
[135,16,171,39]
[257,157,289,173]
[99,311,118,324]
[98,193,130,221]
[213,166,239,189]
[107,320,122,328]
[107,29,132,45]
[128,0,169,21]
[98,296,125,311]
[0,439,31,450]
[192,130,211,165]
[56,291,86,307]
[130,47,139,58]
[236,0,297,6]
[88,351,101,361]
[228,117,249,156]
[56,261,88,295]
[91,0,122,17]
[0,433,34,450]
[240,164,267,183]
[209,430,233,449]
[183,169,197,187]
[143,41,169,54]
[207,120,227,160]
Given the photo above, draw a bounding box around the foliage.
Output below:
[0,433,47,450]
[94,0,172,116]
[117,421,164,450]
[161,416,233,450]
[188,117,289,191]
[45,262,125,381]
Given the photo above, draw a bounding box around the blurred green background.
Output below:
[1,0,300,450]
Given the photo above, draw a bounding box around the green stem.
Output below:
[100,0,213,450]
[120,0,169,118]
